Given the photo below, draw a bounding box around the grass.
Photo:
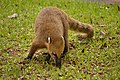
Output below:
[0,0,120,80]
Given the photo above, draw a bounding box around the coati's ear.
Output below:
[61,36,65,48]
[45,37,51,47]
[47,37,51,44]
[45,37,53,57]
[61,36,64,43]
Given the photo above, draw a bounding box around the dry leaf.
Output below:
[8,13,18,19]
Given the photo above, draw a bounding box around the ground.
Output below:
[0,0,120,80]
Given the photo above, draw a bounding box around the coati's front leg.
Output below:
[24,39,44,60]
[24,43,38,60]
[62,23,69,58]
[62,35,68,58]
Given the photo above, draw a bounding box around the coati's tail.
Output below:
[68,18,94,38]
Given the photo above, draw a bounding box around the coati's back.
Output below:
[35,7,65,39]
[35,7,66,58]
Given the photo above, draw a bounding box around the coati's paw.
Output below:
[19,58,30,65]
[24,55,33,60]
[24,57,29,60]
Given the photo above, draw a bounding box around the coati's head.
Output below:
[45,36,65,59]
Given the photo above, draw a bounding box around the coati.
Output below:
[24,7,94,68]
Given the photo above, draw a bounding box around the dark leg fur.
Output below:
[24,55,33,60]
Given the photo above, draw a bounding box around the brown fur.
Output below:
[25,7,94,68]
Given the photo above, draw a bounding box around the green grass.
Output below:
[0,0,120,80]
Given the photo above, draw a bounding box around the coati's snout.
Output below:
[52,52,61,68]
